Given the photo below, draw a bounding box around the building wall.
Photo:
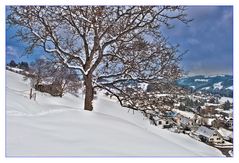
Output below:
[208,134,223,143]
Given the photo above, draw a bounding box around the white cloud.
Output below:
[6,46,17,57]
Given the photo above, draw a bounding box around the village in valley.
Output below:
[147,91,233,155]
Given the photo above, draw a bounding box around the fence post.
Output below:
[33,93,36,101]
[29,88,32,99]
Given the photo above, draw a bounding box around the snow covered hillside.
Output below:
[6,70,223,156]
[177,75,233,97]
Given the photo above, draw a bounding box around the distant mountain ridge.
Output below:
[177,75,233,97]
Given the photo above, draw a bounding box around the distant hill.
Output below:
[177,75,233,97]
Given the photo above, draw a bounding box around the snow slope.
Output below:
[213,82,223,90]
[226,86,233,90]
[6,70,223,157]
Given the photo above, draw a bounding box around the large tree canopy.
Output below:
[7,6,190,113]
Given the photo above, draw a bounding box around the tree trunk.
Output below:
[84,74,94,111]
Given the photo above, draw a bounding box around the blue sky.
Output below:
[6,6,233,76]
[6,27,46,63]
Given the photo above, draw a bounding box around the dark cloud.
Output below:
[163,6,233,75]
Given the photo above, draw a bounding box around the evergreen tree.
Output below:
[9,60,17,67]
[222,100,231,110]
[18,61,29,71]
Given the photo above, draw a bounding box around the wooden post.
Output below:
[29,88,32,99]
[33,93,36,101]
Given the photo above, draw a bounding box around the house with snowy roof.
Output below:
[221,109,233,119]
[218,127,233,142]
[192,126,223,144]
[159,118,175,129]
[226,118,233,129]
[178,116,195,129]
[172,114,192,128]
[165,111,178,118]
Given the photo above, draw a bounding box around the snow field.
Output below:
[6,70,223,156]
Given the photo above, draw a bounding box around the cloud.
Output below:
[187,6,219,20]
[222,7,233,22]
[216,7,233,28]
[187,38,200,45]
[6,46,17,57]
[168,6,233,75]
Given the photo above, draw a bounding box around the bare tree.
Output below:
[52,64,82,97]
[30,58,81,97]
[7,6,190,111]
[29,59,52,86]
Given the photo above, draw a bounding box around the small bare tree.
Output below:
[7,6,190,111]
[30,58,81,97]
[52,64,81,97]
[29,59,52,87]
